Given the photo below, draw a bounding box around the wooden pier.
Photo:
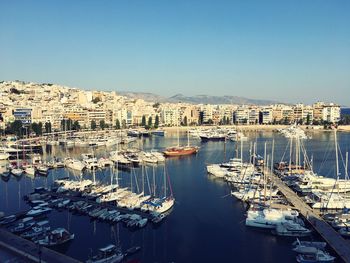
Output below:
[0,228,81,263]
[267,171,350,263]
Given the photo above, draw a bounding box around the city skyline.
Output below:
[0,1,349,105]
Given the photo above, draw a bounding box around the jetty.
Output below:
[267,170,350,263]
[0,228,81,263]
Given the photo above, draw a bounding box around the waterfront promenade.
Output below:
[0,228,81,263]
[268,171,350,263]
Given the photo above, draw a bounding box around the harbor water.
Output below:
[1,130,349,262]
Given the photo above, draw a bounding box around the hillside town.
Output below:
[0,80,341,133]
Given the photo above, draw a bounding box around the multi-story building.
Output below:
[261,107,273,124]
[322,103,340,123]
[13,108,32,125]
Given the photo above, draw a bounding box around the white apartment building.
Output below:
[322,103,340,123]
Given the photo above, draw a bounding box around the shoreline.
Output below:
[162,125,350,132]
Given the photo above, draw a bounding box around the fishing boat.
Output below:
[86,244,124,263]
[36,228,74,247]
[36,164,49,175]
[151,129,165,136]
[0,215,17,225]
[24,165,36,176]
[21,220,50,239]
[272,221,311,237]
[9,220,36,234]
[64,158,85,171]
[163,146,198,157]
[292,239,327,253]
[26,207,52,217]
[163,128,198,157]
[296,250,335,263]
[11,167,24,177]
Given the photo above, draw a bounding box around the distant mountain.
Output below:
[118,91,279,105]
[118,92,168,103]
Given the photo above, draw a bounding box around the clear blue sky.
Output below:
[0,0,349,105]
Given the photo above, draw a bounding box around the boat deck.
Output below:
[0,228,81,263]
[46,190,156,220]
[268,170,350,263]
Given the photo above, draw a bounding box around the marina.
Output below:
[1,128,350,262]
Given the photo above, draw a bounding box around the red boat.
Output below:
[163,146,199,157]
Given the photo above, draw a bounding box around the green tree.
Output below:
[45,122,52,134]
[154,115,159,129]
[115,119,121,129]
[72,121,80,131]
[92,97,101,104]
[8,120,23,137]
[91,120,97,130]
[66,118,73,130]
[122,120,127,129]
[306,114,311,125]
[147,116,152,129]
[99,120,106,130]
[31,122,43,135]
[60,119,66,131]
[183,116,188,126]
[141,115,146,127]
[153,102,160,108]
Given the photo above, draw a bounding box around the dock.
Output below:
[47,190,156,220]
[0,228,81,263]
[267,171,350,263]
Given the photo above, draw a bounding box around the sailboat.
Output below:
[11,142,23,177]
[163,127,198,157]
[141,163,175,213]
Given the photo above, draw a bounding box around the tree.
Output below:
[92,97,101,104]
[154,115,159,129]
[66,118,73,130]
[147,116,152,129]
[122,120,127,129]
[60,119,66,131]
[91,120,97,130]
[72,121,80,131]
[207,119,214,125]
[115,119,121,129]
[153,102,160,108]
[45,122,52,134]
[99,120,106,130]
[8,120,23,137]
[31,122,43,136]
[141,115,146,127]
[183,116,188,126]
[306,114,311,125]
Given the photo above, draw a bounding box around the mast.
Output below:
[153,165,156,196]
[270,140,275,205]
[263,142,267,205]
[187,129,190,147]
[164,163,167,198]
[334,128,339,179]
[142,164,145,194]
[346,152,349,180]
[289,137,292,175]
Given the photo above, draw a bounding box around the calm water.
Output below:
[1,130,350,263]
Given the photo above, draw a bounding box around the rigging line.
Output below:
[337,141,347,179]
[279,138,290,164]
[317,139,332,174]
